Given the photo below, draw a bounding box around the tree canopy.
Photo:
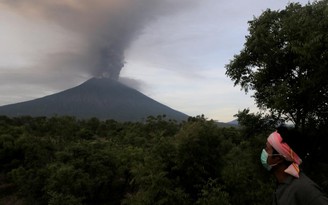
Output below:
[0,115,278,205]
[226,0,328,128]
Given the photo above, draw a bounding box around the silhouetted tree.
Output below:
[226,1,328,129]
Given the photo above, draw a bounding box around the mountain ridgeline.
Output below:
[0,78,189,121]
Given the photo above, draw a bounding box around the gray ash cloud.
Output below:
[1,0,196,80]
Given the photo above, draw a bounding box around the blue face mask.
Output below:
[260,149,281,171]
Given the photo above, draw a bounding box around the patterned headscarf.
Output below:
[267,131,302,178]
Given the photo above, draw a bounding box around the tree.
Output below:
[174,119,225,201]
[225,0,328,128]
[195,179,231,205]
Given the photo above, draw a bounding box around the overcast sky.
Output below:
[0,0,311,122]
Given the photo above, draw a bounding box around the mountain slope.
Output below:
[0,78,189,121]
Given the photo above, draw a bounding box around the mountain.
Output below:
[0,78,189,121]
[227,119,239,126]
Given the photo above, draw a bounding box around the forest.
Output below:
[1,1,328,204]
[0,114,327,205]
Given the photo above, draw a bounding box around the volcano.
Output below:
[0,78,189,121]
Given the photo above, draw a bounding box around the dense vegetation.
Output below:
[0,114,327,205]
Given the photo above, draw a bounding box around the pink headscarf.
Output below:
[267,131,302,178]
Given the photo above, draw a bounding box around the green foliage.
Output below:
[47,191,83,205]
[196,179,230,205]
[45,164,92,202]
[234,109,279,139]
[123,154,190,205]
[0,114,326,204]
[0,134,21,172]
[226,0,328,128]
[174,119,226,200]
[221,139,274,205]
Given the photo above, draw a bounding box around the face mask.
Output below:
[260,149,281,171]
[261,149,272,171]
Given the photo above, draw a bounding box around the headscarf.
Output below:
[267,131,302,178]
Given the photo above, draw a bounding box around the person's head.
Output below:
[261,125,304,178]
[261,139,286,171]
[276,125,306,159]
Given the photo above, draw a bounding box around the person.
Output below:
[260,126,328,205]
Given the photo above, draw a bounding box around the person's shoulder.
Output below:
[294,173,319,190]
[293,173,328,204]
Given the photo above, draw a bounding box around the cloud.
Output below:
[0,0,197,79]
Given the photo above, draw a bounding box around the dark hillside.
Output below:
[0,78,188,121]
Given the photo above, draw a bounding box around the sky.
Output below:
[0,0,311,122]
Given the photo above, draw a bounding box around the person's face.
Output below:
[264,141,284,166]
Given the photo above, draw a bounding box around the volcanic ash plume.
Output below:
[0,0,194,80]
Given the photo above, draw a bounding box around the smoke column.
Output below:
[0,0,195,80]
